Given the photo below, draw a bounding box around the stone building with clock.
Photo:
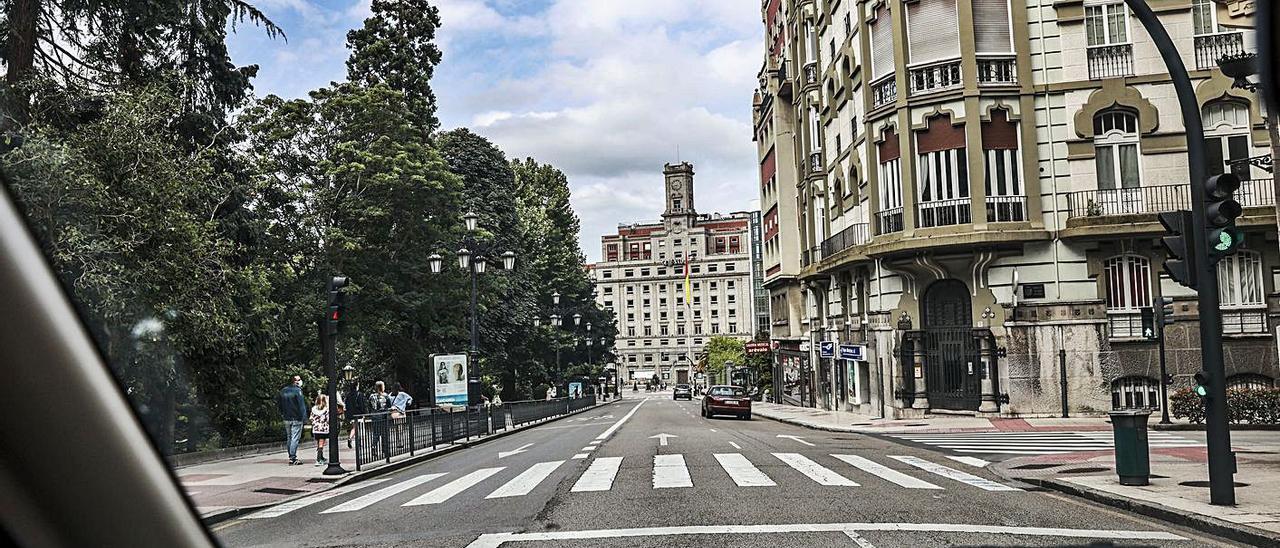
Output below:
[591,162,757,385]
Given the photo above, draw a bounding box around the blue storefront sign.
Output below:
[838,344,865,361]
[819,341,835,359]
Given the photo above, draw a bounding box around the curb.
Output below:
[200,399,620,526]
[1152,423,1280,431]
[753,411,864,433]
[1021,476,1279,547]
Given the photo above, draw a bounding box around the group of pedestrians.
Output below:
[277,375,414,467]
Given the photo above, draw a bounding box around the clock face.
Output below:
[671,179,683,191]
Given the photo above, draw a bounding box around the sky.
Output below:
[227,0,763,263]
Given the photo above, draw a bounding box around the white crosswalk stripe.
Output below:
[714,453,776,487]
[572,456,623,492]
[246,478,391,519]
[891,431,1202,456]
[486,461,564,499]
[889,455,1021,491]
[773,453,858,486]
[403,467,505,506]
[322,475,444,513]
[830,454,942,490]
[653,454,693,488]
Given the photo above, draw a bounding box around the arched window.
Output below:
[1227,374,1274,391]
[1219,250,1265,334]
[983,109,1024,222]
[915,114,970,228]
[1103,255,1152,338]
[1092,109,1142,214]
[876,127,904,234]
[1202,100,1253,183]
[1112,376,1160,410]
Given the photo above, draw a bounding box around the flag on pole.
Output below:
[683,257,692,307]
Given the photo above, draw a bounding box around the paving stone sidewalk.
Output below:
[751,400,1111,433]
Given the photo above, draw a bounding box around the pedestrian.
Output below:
[310,393,330,466]
[345,382,364,449]
[368,381,393,458]
[277,375,307,466]
[391,382,413,418]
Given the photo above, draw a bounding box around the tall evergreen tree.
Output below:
[346,0,443,136]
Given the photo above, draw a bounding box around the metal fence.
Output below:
[352,394,598,470]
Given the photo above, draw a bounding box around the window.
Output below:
[694,323,703,335]
[727,281,735,290]
[983,109,1025,222]
[1218,250,1266,334]
[906,0,959,64]
[973,0,1012,53]
[727,295,735,304]
[1227,374,1274,391]
[1192,0,1223,35]
[624,269,634,277]
[626,285,635,294]
[1093,110,1141,212]
[644,326,652,336]
[642,298,650,307]
[870,3,894,79]
[626,299,634,308]
[691,265,701,273]
[606,244,619,262]
[1103,255,1152,338]
[711,323,721,334]
[603,287,613,295]
[660,311,668,321]
[710,282,717,290]
[877,128,904,233]
[676,310,685,320]
[1203,101,1253,182]
[916,115,970,228]
[640,268,650,277]
[1085,2,1129,46]
[643,312,651,321]
[708,264,718,273]
[602,270,612,279]
[725,263,735,272]
[1111,376,1160,410]
[676,323,686,335]
[627,327,636,336]
[729,322,737,333]
[642,284,650,293]
[659,324,669,336]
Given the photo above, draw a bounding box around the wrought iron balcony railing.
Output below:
[1087,44,1134,80]
[908,58,962,96]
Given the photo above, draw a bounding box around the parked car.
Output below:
[701,385,751,419]
[673,384,693,400]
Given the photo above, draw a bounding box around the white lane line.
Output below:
[889,456,1021,492]
[653,454,693,488]
[247,478,390,518]
[953,450,1074,455]
[403,467,505,505]
[582,446,596,451]
[713,453,775,487]
[572,457,623,492]
[947,456,991,468]
[462,522,1187,548]
[843,530,877,548]
[709,429,717,432]
[594,400,646,441]
[728,442,741,449]
[486,461,564,499]
[571,453,589,459]
[773,453,858,486]
[830,454,942,490]
[322,475,442,513]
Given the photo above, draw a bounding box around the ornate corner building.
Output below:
[592,163,758,385]
[753,0,1279,416]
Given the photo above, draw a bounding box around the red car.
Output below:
[701,385,751,419]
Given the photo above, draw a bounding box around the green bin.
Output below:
[1109,410,1152,486]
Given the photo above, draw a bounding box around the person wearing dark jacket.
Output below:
[278,375,308,465]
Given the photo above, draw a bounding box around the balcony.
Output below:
[876,207,904,234]
[819,223,870,259]
[776,59,793,97]
[908,58,962,96]
[976,56,1017,86]
[917,198,972,228]
[1065,179,1275,220]
[985,195,1027,223]
[800,245,821,268]
[871,75,896,109]
[809,151,824,174]
[1195,32,1245,71]
[1087,44,1134,80]
[802,61,819,88]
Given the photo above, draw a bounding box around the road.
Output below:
[214,393,1240,547]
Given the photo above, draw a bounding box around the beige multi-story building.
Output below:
[592,163,756,385]
[754,0,1278,416]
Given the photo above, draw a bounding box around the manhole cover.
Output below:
[1012,463,1060,470]
[253,487,307,495]
[1060,467,1109,474]
[1178,481,1249,488]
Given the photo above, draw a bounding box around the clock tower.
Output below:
[662,162,696,230]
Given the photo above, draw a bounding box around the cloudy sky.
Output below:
[228,0,763,262]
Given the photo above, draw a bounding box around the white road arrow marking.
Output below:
[776,434,815,446]
[498,443,533,459]
[650,433,678,446]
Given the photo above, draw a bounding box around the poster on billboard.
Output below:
[433,354,468,406]
[568,382,584,399]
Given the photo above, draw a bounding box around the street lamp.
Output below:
[341,364,355,382]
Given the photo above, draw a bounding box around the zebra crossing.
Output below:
[247,451,1021,520]
[889,431,1203,456]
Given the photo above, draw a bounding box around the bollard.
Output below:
[1109,409,1152,486]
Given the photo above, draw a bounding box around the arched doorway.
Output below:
[921,279,981,410]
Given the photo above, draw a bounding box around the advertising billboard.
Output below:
[433,353,469,406]
[568,382,584,399]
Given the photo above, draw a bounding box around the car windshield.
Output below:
[1,1,1273,547]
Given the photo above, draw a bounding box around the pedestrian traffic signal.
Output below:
[1157,210,1197,289]
[1139,307,1157,340]
[325,276,349,336]
[1193,370,1211,397]
[1159,296,1175,326]
[1203,173,1244,265]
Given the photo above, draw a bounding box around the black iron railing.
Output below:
[977,56,1017,86]
[908,58,962,96]
[1194,32,1244,71]
[876,207,903,234]
[871,75,896,109]
[985,195,1027,223]
[353,394,597,470]
[917,198,972,228]
[1067,181,1275,219]
[1087,44,1134,80]
[820,223,869,258]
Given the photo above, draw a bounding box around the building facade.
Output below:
[754,0,1279,416]
[593,163,757,385]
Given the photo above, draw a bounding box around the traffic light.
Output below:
[1139,307,1156,340]
[325,276,349,336]
[1157,210,1197,289]
[1159,296,1175,326]
[1203,173,1244,265]
[1193,370,1211,398]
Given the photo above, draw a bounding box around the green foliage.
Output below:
[346,0,443,135]
[703,336,746,383]
[1170,387,1280,425]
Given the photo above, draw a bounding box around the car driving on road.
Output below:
[673,384,693,400]
[701,385,751,419]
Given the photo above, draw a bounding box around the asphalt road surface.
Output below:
[214,393,1241,547]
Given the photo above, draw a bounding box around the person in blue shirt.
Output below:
[277,375,308,465]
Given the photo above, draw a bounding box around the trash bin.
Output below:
[1109,409,1152,486]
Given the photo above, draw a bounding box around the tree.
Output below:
[346,0,443,136]
[704,336,746,385]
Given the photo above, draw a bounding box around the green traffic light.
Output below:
[1194,385,1208,397]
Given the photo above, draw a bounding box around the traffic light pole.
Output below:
[323,276,349,476]
[1124,0,1234,505]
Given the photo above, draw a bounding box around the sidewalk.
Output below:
[751,401,1111,433]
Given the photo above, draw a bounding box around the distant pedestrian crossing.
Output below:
[247,451,1021,520]
[889,431,1202,456]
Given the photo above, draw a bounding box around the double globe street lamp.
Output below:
[427,212,516,406]
[534,291,606,392]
